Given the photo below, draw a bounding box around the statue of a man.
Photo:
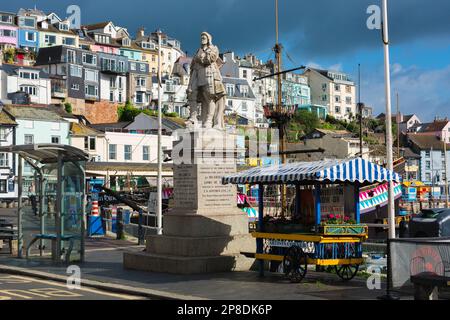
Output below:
[187,32,226,129]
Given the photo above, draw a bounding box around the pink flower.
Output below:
[336,214,341,219]
[344,216,350,221]
[329,214,335,219]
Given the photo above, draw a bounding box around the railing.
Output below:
[101,61,127,74]
[104,128,171,136]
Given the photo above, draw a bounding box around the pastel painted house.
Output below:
[16,11,40,52]
[3,105,70,193]
[0,12,18,50]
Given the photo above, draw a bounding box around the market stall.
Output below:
[223,158,402,283]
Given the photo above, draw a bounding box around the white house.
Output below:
[304,68,357,121]
[0,107,17,200]
[0,62,51,105]
[223,77,257,124]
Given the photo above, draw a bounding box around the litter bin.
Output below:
[123,210,131,224]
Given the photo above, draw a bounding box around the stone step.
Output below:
[123,251,256,274]
[145,234,256,257]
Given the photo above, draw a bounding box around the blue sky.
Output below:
[3,0,450,121]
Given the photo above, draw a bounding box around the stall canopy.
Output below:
[222,158,402,185]
[0,144,88,164]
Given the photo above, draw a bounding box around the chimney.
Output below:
[137,27,145,39]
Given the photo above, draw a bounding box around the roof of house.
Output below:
[0,63,49,78]
[3,105,66,122]
[90,122,131,131]
[82,21,111,31]
[403,114,417,123]
[306,68,335,81]
[17,8,47,17]
[0,110,17,125]
[400,147,421,159]
[70,122,105,137]
[417,120,450,132]
[314,128,352,136]
[37,22,78,36]
[222,77,256,99]
[407,134,450,151]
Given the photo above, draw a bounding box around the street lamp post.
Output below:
[156,30,163,235]
[381,0,396,240]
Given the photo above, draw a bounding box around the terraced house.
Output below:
[16,8,42,52]
[0,11,18,51]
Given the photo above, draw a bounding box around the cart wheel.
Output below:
[335,264,359,281]
[283,246,307,283]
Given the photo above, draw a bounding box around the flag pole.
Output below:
[157,30,163,235]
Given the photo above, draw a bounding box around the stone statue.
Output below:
[187,32,226,129]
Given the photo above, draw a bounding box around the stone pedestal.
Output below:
[124,129,255,274]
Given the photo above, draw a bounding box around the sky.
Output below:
[3,0,450,121]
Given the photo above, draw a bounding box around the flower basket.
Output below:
[320,224,368,236]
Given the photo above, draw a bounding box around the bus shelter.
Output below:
[0,144,88,263]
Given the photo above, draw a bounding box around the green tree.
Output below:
[117,100,140,121]
[291,109,320,136]
[64,102,73,114]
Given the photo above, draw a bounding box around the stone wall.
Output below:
[67,98,119,124]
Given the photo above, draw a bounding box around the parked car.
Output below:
[409,208,450,237]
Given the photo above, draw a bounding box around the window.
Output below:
[346,107,352,114]
[425,173,431,181]
[71,83,80,91]
[82,53,97,65]
[24,134,34,145]
[85,69,98,82]
[0,180,7,194]
[59,23,69,31]
[321,94,327,101]
[136,92,144,104]
[141,42,155,50]
[322,83,327,91]
[335,95,341,103]
[122,38,131,46]
[152,55,156,62]
[334,84,340,91]
[118,77,123,89]
[67,50,76,63]
[109,144,117,160]
[136,77,146,87]
[124,145,132,160]
[143,146,149,161]
[51,136,60,144]
[346,85,352,93]
[346,97,352,104]
[84,137,96,150]
[425,151,431,157]
[118,61,125,72]
[226,84,235,97]
[25,32,36,42]
[20,17,36,28]
[0,14,13,24]
[243,70,248,78]
[118,92,123,103]
[44,35,56,45]
[110,91,114,102]
[241,85,249,97]
[20,86,37,96]
[152,68,156,73]
[19,71,39,79]
[0,128,7,141]
[335,106,341,114]
[0,29,16,37]
[140,64,146,72]
[426,161,431,170]
[242,102,248,112]
[130,63,136,71]
[63,37,75,46]
[85,85,98,97]
[70,65,82,77]
[0,153,9,167]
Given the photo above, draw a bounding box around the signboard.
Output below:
[320,186,345,217]
[148,192,157,214]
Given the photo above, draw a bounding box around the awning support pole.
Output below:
[257,183,264,277]
[55,152,63,263]
[314,184,321,230]
[355,182,361,224]
[295,184,301,219]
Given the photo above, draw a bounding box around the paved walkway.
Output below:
[1,207,405,300]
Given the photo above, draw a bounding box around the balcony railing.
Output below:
[101,61,127,74]
[51,86,67,98]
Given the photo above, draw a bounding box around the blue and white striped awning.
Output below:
[222,158,402,185]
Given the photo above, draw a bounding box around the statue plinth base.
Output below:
[124,130,255,274]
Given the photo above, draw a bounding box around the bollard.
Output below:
[138,208,143,245]
[116,208,124,240]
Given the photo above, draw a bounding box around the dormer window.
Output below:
[0,14,13,24]
[59,23,69,31]
[141,42,155,50]
[240,85,249,97]
[122,38,131,46]
[19,16,36,28]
